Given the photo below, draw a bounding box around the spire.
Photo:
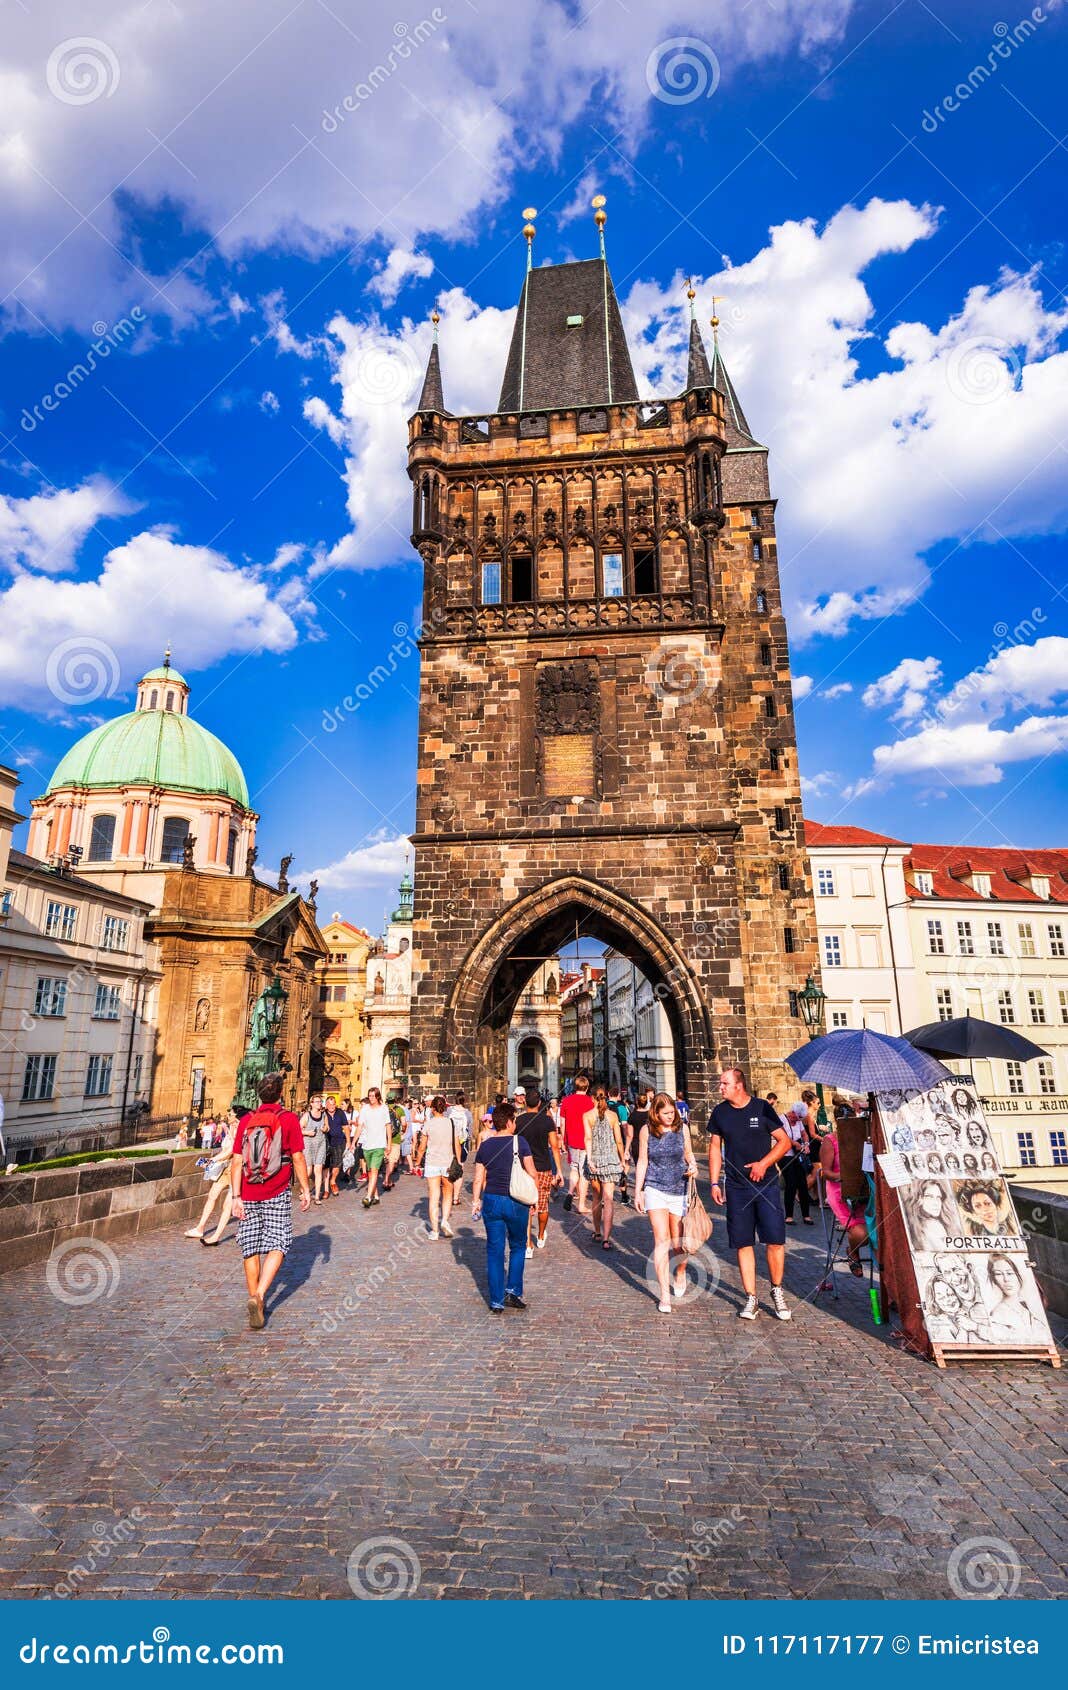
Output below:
[391,855,414,924]
[415,311,447,414]
[705,303,761,449]
[684,281,712,390]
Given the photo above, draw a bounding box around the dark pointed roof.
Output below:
[685,315,713,391]
[498,258,638,412]
[415,341,446,414]
[709,338,762,449]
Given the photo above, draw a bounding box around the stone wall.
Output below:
[0,1151,207,1278]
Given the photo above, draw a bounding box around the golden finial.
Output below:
[522,206,537,271]
[591,193,607,258]
[163,642,172,668]
[686,275,696,320]
[430,308,440,341]
[711,294,723,341]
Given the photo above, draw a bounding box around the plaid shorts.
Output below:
[238,1189,294,1259]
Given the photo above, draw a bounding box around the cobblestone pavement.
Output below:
[1,1175,1064,1601]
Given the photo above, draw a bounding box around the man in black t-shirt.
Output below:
[708,1067,792,1322]
[517,1089,564,1251]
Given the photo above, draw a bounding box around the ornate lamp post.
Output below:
[262,975,287,1072]
[797,972,830,1130]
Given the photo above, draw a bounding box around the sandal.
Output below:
[602,1238,613,1251]
[591,1232,602,1244]
[849,1260,864,1278]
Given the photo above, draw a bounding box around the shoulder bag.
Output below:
[446,1120,463,1184]
[681,1174,713,1254]
[509,1135,538,1206]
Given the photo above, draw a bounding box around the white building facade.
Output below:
[807,824,1068,1181]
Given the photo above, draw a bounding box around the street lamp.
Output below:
[262,975,287,1071]
[797,972,830,1130]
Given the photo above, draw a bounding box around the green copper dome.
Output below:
[140,664,189,688]
[47,709,249,807]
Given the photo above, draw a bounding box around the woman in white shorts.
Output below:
[634,1092,698,1314]
[300,1095,328,1202]
[415,1094,458,1240]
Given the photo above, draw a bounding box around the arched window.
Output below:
[165,690,175,711]
[398,937,409,952]
[88,814,116,861]
[226,829,238,871]
[373,973,385,997]
[149,689,158,709]
[160,817,188,864]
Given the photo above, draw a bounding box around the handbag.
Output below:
[508,1135,538,1206]
[342,1148,356,1173]
[681,1175,713,1254]
[446,1122,462,1185]
[204,1154,229,1182]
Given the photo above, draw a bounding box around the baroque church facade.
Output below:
[405,210,817,1111]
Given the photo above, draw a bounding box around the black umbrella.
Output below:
[903,1011,1048,1062]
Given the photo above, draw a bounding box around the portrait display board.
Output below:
[873,1079,1058,1367]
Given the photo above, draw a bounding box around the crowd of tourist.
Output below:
[189,1067,870,1331]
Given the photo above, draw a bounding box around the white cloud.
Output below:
[261,291,322,360]
[300,829,411,894]
[862,655,942,721]
[872,715,1068,787]
[259,389,280,414]
[0,477,132,574]
[821,681,853,700]
[800,769,837,797]
[367,247,434,308]
[0,1,853,331]
[859,636,1068,790]
[227,292,251,319]
[792,675,814,701]
[0,527,307,713]
[618,201,1068,641]
[302,395,346,448]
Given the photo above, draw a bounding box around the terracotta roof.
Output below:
[498,259,638,412]
[805,821,906,848]
[323,920,372,939]
[904,843,1068,904]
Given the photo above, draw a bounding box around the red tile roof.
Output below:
[805,821,906,848]
[904,844,1068,905]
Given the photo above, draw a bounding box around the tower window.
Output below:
[784,926,796,954]
[632,546,659,596]
[226,829,238,871]
[769,745,782,772]
[760,642,772,667]
[160,817,188,864]
[165,690,175,711]
[764,694,776,719]
[481,561,501,605]
[602,551,624,598]
[755,590,768,613]
[774,806,788,833]
[149,689,158,709]
[88,814,116,862]
[777,862,790,891]
[509,553,534,603]
[752,539,762,562]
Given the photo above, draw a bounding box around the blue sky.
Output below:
[1,0,1066,930]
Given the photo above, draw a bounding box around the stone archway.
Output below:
[433,874,716,1108]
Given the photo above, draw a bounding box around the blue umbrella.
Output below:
[785,1028,952,1093]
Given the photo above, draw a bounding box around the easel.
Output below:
[931,1339,1061,1370]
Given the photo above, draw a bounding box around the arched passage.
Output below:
[438,875,714,1101]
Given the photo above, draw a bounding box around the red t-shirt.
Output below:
[233,1105,304,1201]
[559,1092,593,1151]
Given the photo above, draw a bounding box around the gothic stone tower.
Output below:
[406,227,817,1112]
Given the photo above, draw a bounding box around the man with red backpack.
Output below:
[230,1072,311,1330]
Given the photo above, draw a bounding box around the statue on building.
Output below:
[194,996,210,1032]
[278,853,293,894]
[182,832,196,869]
[233,984,275,1108]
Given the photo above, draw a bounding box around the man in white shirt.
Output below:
[354,1087,391,1208]
[447,1090,472,1205]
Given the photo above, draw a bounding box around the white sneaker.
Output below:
[535,1236,546,1249]
[738,1294,759,1320]
[658,1300,672,1314]
[525,1246,533,1259]
[440,1220,454,1238]
[771,1286,792,1321]
[672,1276,687,1298]
[428,1230,440,1241]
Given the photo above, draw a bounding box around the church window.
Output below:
[160,817,188,864]
[602,551,624,597]
[88,814,116,862]
[149,689,158,709]
[632,546,659,596]
[165,690,175,711]
[226,829,238,871]
[481,561,501,604]
[510,553,534,603]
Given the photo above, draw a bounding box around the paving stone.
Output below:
[0,1180,1063,1599]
